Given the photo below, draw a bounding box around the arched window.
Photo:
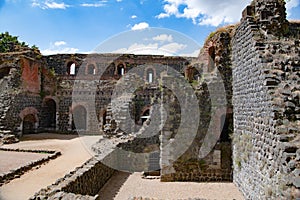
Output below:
[72,105,87,130]
[117,64,125,75]
[87,64,96,75]
[146,68,154,83]
[67,62,76,75]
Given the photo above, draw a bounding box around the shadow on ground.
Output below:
[97,171,131,200]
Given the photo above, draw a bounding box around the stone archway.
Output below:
[19,107,39,134]
[72,105,87,131]
[41,98,56,129]
[23,114,36,134]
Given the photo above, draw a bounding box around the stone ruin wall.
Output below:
[232,0,300,199]
[0,52,193,135]
[0,0,299,199]
[160,28,234,182]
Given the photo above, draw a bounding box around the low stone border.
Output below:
[30,156,115,200]
[0,148,61,186]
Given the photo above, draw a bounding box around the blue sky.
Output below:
[0,0,300,56]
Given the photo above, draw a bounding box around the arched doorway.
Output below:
[23,114,37,134]
[72,105,87,131]
[41,99,56,129]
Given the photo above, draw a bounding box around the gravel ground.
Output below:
[0,133,97,200]
[98,171,244,200]
[0,133,244,200]
[0,151,49,174]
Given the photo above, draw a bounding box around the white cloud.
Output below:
[157,0,251,26]
[111,41,189,56]
[131,15,137,19]
[116,0,122,2]
[45,1,68,9]
[152,34,173,43]
[113,43,159,54]
[31,0,69,9]
[41,41,79,55]
[41,47,79,55]
[159,42,186,53]
[54,41,66,46]
[80,2,106,7]
[131,22,149,30]
[157,0,300,26]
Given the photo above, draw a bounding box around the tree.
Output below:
[0,32,29,53]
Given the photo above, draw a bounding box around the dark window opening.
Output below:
[41,99,56,129]
[117,64,125,75]
[23,114,36,134]
[87,64,96,75]
[0,67,10,79]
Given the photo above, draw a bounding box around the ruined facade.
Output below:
[0,0,300,199]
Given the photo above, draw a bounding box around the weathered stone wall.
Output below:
[232,0,300,198]
[30,157,115,199]
[160,27,234,182]
[0,51,43,134]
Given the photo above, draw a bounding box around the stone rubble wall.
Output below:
[232,1,300,198]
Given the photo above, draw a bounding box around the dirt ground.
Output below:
[0,133,96,200]
[0,151,50,174]
[98,171,244,200]
[0,133,244,200]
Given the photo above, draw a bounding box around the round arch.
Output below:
[41,97,57,129]
[71,105,87,131]
[19,107,39,134]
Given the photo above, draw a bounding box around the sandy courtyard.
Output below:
[0,133,244,200]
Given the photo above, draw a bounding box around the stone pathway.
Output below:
[98,172,244,200]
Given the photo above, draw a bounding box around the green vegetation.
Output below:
[0,32,40,53]
[0,32,27,52]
